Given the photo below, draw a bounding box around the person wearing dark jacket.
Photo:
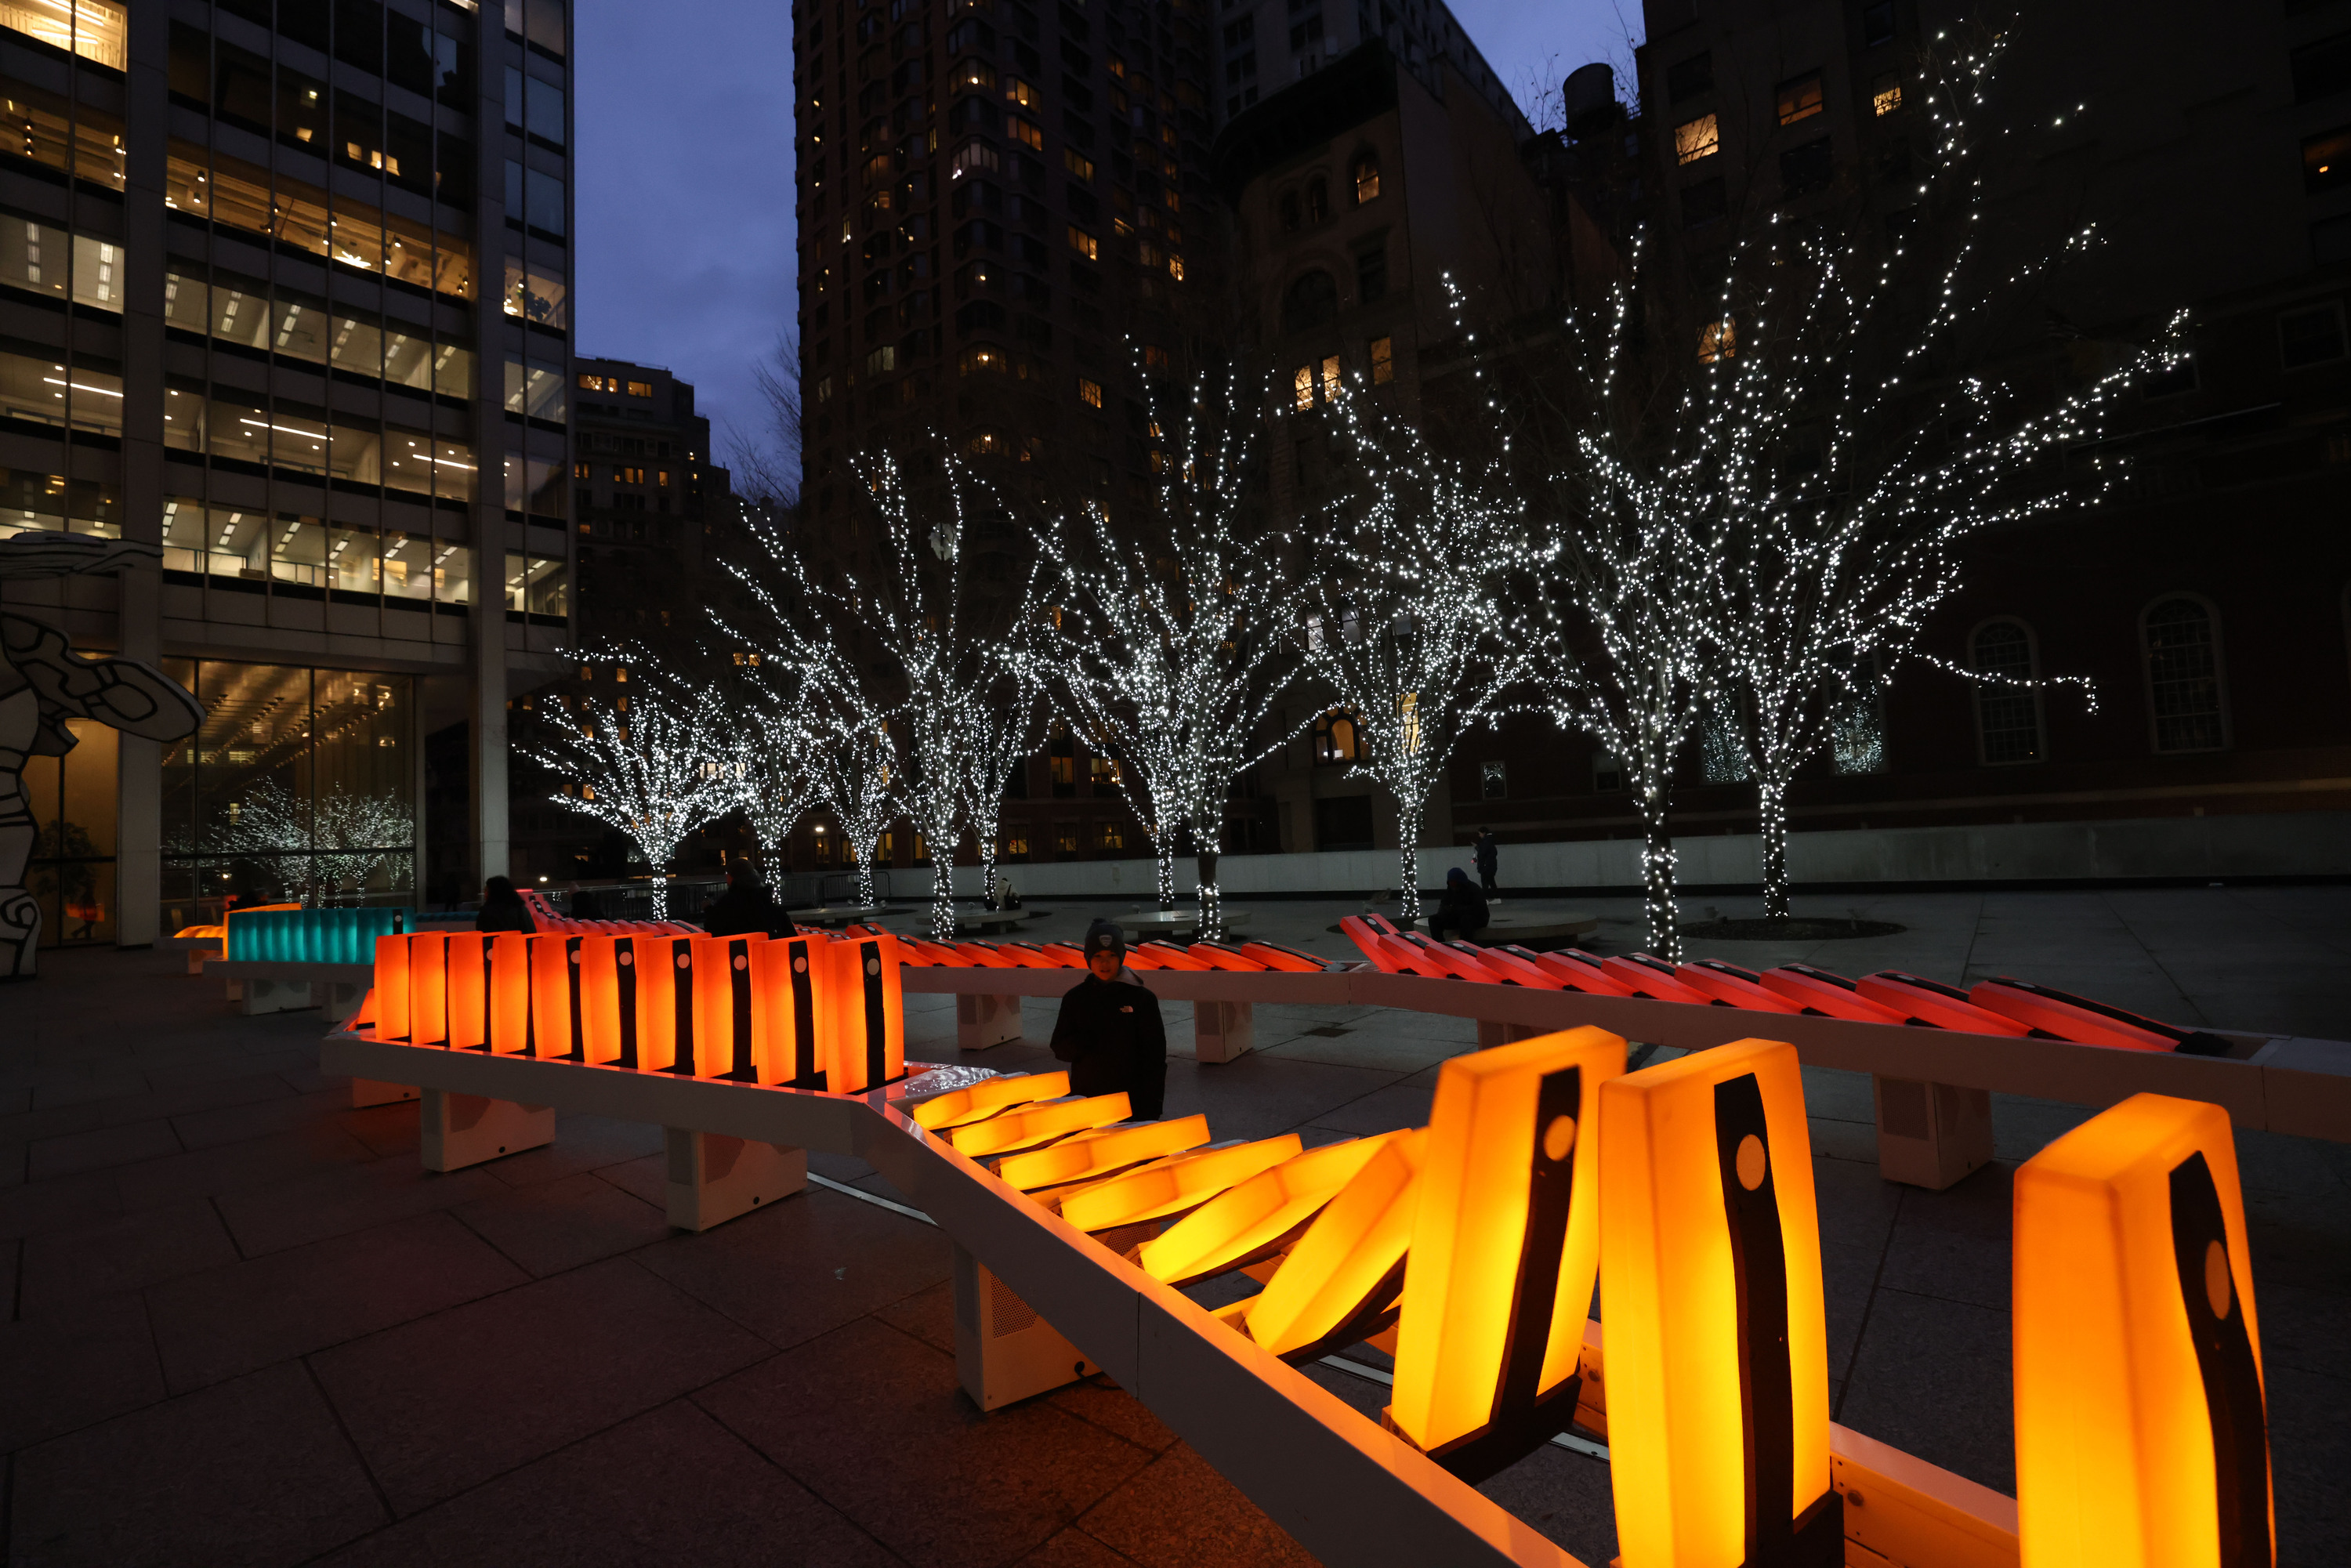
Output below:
[1473,829,1500,896]
[1428,866,1490,943]
[476,876,535,933]
[700,864,799,938]
[1049,919,1168,1119]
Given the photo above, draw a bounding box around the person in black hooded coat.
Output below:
[1049,919,1168,1119]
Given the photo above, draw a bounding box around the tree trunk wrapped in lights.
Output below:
[723,694,820,882]
[814,715,897,908]
[1307,400,1526,923]
[522,675,735,919]
[1044,372,1307,943]
[962,608,1047,912]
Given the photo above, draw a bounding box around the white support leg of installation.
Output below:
[664,1128,807,1231]
[1871,1076,1994,1190]
[952,1241,1097,1410]
[420,1088,555,1171]
[957,992,1023,1050]
[233,976,310,1014]
[1194,999,1255,1063]
[351,1080,419,1109]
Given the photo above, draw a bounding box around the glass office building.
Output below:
[0,0,575,947]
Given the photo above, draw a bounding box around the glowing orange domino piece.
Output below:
[2013,1092,2273,1568]
[1140,1131,1406,1288]
[1858,970,2032,1035]
[909,1070,1072,1131]
[1340,916,1412,972]
[1473,945,1567,989]
[952,940,1019,969]
[1139,940,1211,971]
[1969,976,2184,1052]
[949,1093,1131,1157]
[1757,963,1908,1023]
[997,1114,1211,1192]
[997,941,1060,969]
[1603,953,1715,1005]
[1240,940,1327,972]
[1389,1027,1624,1476]
[443,933,487,1049]
[1247,1128,1428,1359]
[826,932,905,1092]
[1679,959,1804,1014]
[1058,1134,1303,1232]
[1533,948,1639,996]
[372,935,412,1040]
[406,931,449,1045]
[1599,1038,1839,1568]
[1188,941,1269,972]
[1035,942,1089,966]
[1393,932,1487,981]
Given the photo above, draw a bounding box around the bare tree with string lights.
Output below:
[1045,371,1307,941]
[722,683,822,880]
[806,688,897,908]
[1306,396,1527,924]
[522,672,735,919]
[961,599,1048,911]
[724,449,1007,936]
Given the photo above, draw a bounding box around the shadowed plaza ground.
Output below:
[2,887,2346,1565]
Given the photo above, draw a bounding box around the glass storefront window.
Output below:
[0,0,129,71]
[163,661,417,909]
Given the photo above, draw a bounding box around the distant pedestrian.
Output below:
[1473,829,1500,896]
[1049,919,1168,1119]
[475,876,535,934]
[700,864,799,938]
[1428,866,1490,944]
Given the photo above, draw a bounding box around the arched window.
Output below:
[1280,269,1339,333]
[1972,619,2043,765]
[1314,708,1362,764]
[2143,596,2226,751]
[1353,150,1381,204]
[1279,190,1300,231]
[1306,176,1329,223]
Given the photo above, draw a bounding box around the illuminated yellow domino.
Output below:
[1245,1128,1427,1360]
[1388,1027,1623,1478]
[1599,1037,1837,1568]
[1057,1135,1302,1233]
[2014,1092,2273,1568]
[949,1093,1131,1157]
[911,1070,1073,1131]
[997,1115,1211,1193]
[1140,1132,1405,1288]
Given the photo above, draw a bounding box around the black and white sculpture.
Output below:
[2,534,203,978]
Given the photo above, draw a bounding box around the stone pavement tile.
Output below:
[1821,1240,1886,1380]
[1158,1056,1405,1146]
[0,1136,24,1189]
[2243,1190,2351,1294]
[1834,1287,2012,1497]
[0,1086,27,1114]
[2269,1363,2351,1567]
[216,1157,507,1256]
[1259,1030,1469,1076]
[1016,1527,1146,1566]
[17,1198,241,1320]
[1988,1095,2092,1164]
[312,1255,771,1514]
[0,1070,295,1145]
[592,1151,667,1208]
[0,1168,125,1241]
[0,1291,165,1452]
[453,1169,672,1276]
[1076,1441,1315,1568]
[315,1398,900,1568]
[342,1099,422,1157]
[1874,1162,2012,1313]
[2252,1281,2351,1384]
[30,1072,153,1112]
[1302,1081,1434,1136]
[1476,1441,1620,1568]
[149,1210,530,1394]
[1799,1064,1874,1124]
[1809,1117,1878,1164]
[1812,1157,1904,1254]
[871,1276,958,1356]
[28,1117,180,1181]
[170,1086,351,1150]
[2228,1128,2349,1201]
[635,1187,951,1351]
[142,1045,323,1091]
[1048,1376,1178,1454]
[9,1360,388,1567]
[697,1314,1154,1568]
[113,1121,376,1211]
[480,1113,666,1188]
[2176,988,2351,1041]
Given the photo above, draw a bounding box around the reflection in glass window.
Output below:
[0,0,129,71]
[0,84,125,188]
[502,256,568,328]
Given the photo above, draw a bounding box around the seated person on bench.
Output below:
[1428,867,1490,944]
[1049,920,1168,1119]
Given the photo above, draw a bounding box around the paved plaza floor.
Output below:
[2,887,2347,1565]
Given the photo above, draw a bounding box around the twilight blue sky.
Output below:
[571,1,1645,483]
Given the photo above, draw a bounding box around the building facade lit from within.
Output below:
[0,0,575,944]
